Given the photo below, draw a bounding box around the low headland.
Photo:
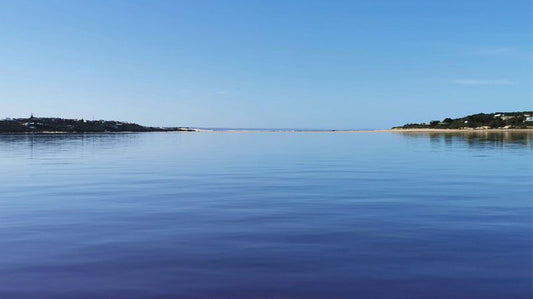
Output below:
[391,111,533,131]
[0,116,198,133]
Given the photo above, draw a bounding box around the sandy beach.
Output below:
[389,128,533,133]
[195,128,533,133]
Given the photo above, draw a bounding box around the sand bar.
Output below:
[193,128,533,133]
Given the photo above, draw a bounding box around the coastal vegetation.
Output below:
[0,116,195,133]
[393,112,533,130]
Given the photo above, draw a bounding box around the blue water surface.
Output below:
[0,132,531,298]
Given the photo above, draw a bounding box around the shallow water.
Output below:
[0,132,531,298]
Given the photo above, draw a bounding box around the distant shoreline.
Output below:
[0,116,198,134]
[1,128,532,134]
[389,128,533,133]
[2,113,532,134]
[393,111,533,130]
[195,128,533,133]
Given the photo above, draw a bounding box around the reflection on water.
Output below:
[0,133,142,147]
[396,131,533,148]
[1,131,531,145]
[0,133,143,161]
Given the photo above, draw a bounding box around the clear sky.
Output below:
[1,0,531,129]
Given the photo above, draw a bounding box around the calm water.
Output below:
[0,132,531,298]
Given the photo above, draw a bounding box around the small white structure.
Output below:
[525,117,533,122]
[501,115,516,120]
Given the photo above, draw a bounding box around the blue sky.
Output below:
[1,0,531,129]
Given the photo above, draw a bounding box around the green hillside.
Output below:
[394,112,533,129]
